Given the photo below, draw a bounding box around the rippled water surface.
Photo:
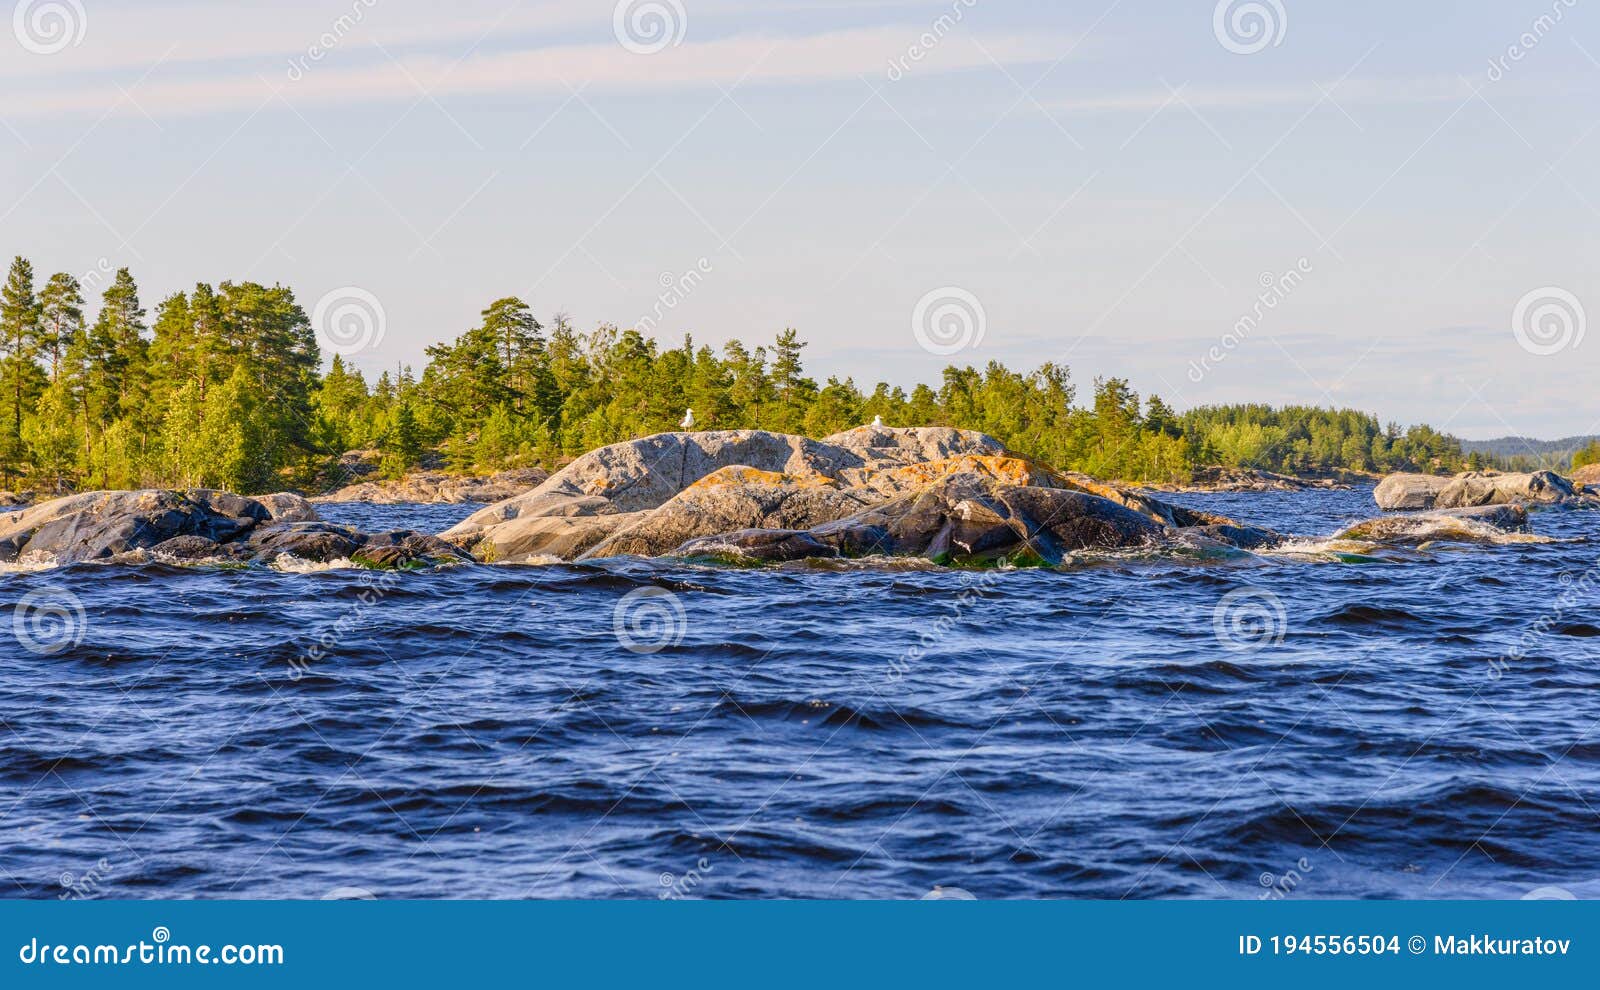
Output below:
[4,488,1600,899]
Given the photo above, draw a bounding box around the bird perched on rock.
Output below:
[680,408,695,429]
[871,415,883,427]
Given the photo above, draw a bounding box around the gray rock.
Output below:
[807,473,1166,564]
[441,427,1009,562]
[0,489,468,567]
[256,492,320,522]
[580,475,877,559]
[1372,473,1453,510]
[1374,469,1592,510]
[671,528,840,563]
[313,468,549,505]
[0,490,269,563]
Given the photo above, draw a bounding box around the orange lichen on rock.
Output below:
[849,455,1064,495]
[686,465,839,491]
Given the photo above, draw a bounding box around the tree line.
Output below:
[0,257,1475,494]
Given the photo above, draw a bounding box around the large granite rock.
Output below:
[580,468,879,559]
[1372,473,1453,510]
[0,490,464,567]
[1573,463,1600,487]
[443,428,1272,565]
[441,428,1007,561]
[1373,470,1590,510]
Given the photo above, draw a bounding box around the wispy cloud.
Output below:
[1052,75,1477,114]
[6,25,1072,118]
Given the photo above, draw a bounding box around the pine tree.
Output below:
[0,257,43,480]
[37,273,84,383]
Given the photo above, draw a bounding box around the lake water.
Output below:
[3,488,1598,899]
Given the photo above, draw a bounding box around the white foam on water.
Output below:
[270,555,361,573]
[0,551,61,574]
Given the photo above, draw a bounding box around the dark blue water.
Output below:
[4,489,1599,900]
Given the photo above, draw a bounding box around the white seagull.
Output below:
[680,408,695,430]
[871,415,883,427]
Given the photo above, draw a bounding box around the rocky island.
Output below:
[2,427,1585,570]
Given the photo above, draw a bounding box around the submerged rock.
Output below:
[1337,504,1532,545]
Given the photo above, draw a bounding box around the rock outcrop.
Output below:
[442,427,1276,565]
[0,490,466,567]
[1145,466,1356,493]
[313,468,548,505]
[1373,470,1593,510]
[1570,463,1600,487]
[1337,504,1532,545]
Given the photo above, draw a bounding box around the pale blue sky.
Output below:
[2,0,1596,438]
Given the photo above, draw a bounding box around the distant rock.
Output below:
[1146,466,1355,493]
[0,490,465,568]
[1571,463,1600,487]
[313,468,548,505]
[442,428,1275,565]
[1373,469,1594,510]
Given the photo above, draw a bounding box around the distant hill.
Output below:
[1460,435,1600,466]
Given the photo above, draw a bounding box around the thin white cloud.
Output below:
[6,26,1072,117]
[1053,75,1477,114]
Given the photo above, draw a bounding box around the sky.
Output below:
[1,0,1596,439]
